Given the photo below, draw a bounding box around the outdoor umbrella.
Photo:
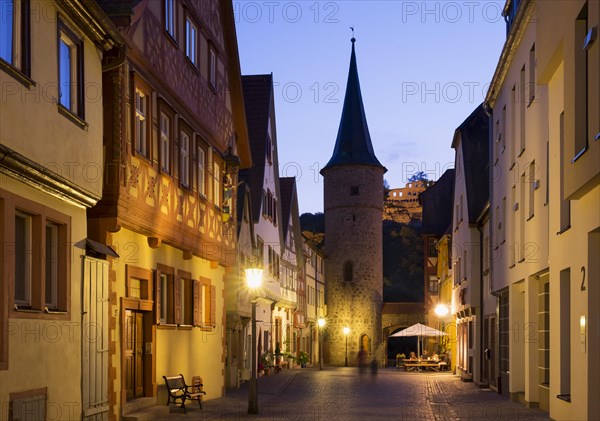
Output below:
[389,323,447,358]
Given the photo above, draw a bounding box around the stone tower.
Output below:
[321,37,386,366]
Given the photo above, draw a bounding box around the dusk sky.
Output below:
[235,1,507,213]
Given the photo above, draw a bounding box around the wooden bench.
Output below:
[404,362,444,372]
[163,374,206,413]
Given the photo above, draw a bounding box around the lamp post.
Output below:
[434,303,450,358]
[317,318,326,370]
[343,326,350,367]
[246,268,263,415]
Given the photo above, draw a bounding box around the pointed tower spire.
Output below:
[322,37,385,172]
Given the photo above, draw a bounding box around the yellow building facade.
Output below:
[88,0,251,417]
[486,0,600,418]
[436,235,456,372]
[0,0,122,418]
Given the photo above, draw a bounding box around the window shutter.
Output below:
[210,285,216,327]
[193,279,201,327]
[174,275,182,325]
[154,269,161,324]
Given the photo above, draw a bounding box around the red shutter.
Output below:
[193,279,201,327]
[174,275,182,325]
[210,285,216,327]
[154,269,161,324]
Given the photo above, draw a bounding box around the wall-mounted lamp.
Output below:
[224,146,241,175]
[580,315,587,353]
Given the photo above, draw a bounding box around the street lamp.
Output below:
[434,303,450,361]
[434,303,449,317]
[317,318,326,370]
[343,326,350,367]
[246,268,263,415]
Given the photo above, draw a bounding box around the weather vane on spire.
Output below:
[350,26,355,43]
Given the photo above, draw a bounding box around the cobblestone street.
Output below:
[128,367,551,421]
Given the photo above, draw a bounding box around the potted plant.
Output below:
[396,353,406,368]
[260,352,271,376]
[298,351,309,368]
[285,352,296,368]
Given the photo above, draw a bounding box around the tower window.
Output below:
[343,261,353,282]
[350,186,359,196]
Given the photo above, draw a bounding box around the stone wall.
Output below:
[323,165,385,365]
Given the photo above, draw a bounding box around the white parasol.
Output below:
[389,323,447,358]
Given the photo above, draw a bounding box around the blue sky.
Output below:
[235,1,507,213]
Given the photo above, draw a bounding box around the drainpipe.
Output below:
[483,102,502,393]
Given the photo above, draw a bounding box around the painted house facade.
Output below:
[485,0,600,418]
[88,0,251,416]
[239,74,286,368]
[0,0,123,418]
[303,235,326,364]
[279,177,305,358]
[450,105,489,383]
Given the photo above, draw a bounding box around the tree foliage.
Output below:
[300,212,424,303]
[382,219,423,302]
[408,171,429,182]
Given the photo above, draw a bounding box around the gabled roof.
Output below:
[239,74,273,222]
[452,104,490,223]
[420,169,455,236]
[279,177,296,239]
[322,38,385,172]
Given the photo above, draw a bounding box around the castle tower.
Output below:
[321,37,386,365]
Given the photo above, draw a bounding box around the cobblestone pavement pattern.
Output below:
[128,367,551,421]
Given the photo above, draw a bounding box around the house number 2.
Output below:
[580,266,586,291]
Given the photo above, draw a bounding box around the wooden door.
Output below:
[125,310,134,400]
[135,312,144,396]
[82,257,109,420]
[124,310,144,400]
[490,316,497,387]
[483,318,489,384]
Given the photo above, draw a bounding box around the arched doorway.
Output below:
[360,334,371,354]
[387,327,418,361]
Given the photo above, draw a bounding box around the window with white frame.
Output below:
[14,211,32,308]
[3,191,70,313]
[134,87,149,158]
[159,273,169,324]
[165,0,175,39]
[45,222,59,309]
[160,112,171,173]
[0,0,30,75]
[180,131,190,187]
[528,44,536,105]
[185,16,198,66]
[197,146,206,196]
[209,46,216,88]
[179,273,193,326]
[574,3,589,158]
[212,159,221,206]
[58,22,83,118]
[528,160,535,220]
